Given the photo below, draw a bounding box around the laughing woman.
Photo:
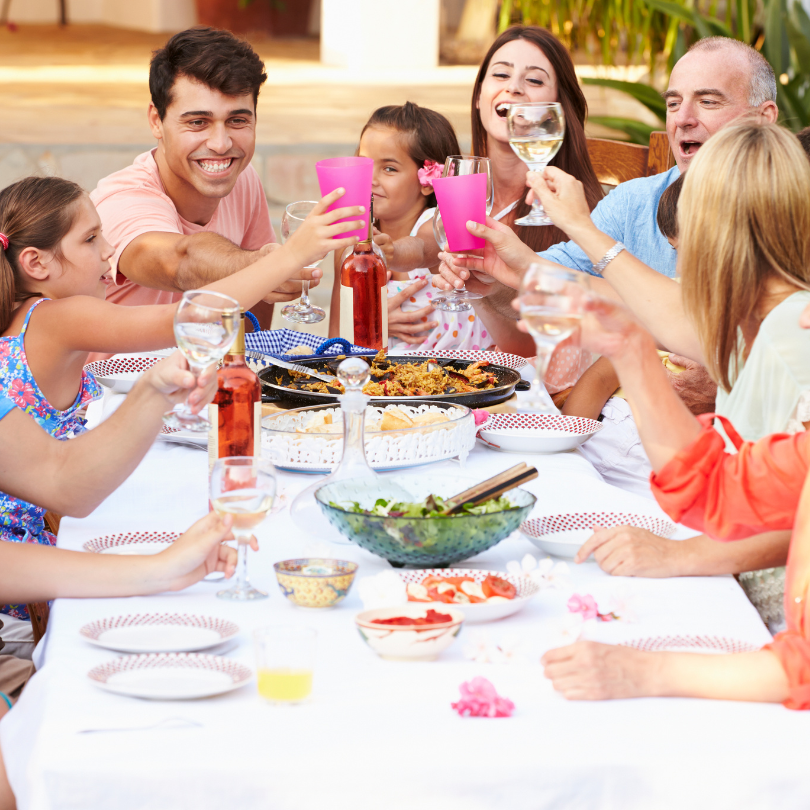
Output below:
[448,26,603,382]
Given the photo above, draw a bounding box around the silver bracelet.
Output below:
[592,242,625,275]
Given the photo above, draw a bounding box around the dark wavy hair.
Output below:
[471,26,603,251]
[150,26,267,119]
[360,102,461,209]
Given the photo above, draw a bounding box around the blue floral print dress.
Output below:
[0,298,102,620]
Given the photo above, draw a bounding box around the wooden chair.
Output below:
[24,511,60,644]
[586,131,676,187]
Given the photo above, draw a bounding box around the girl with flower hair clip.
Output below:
[328,102,496,352]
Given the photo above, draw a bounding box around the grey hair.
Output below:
[687,37,777,106]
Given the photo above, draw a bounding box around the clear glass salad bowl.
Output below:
[314,474,536,567]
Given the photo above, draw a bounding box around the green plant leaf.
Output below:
[581,77,667,121]
[763,0,789,75]
[792,0,810,45]
[589,116,657,144]
[785,12,810,69]
[777,80,810,129]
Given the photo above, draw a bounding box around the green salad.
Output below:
[332,494,514,518]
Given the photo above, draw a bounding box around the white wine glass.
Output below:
[211,456,277,601]
[507,102,565,226]
[280,201,326,324]
[163,290,240,432]
[518,263,586,413]
[433,155,493,313]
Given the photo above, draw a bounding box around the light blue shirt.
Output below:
[539,166,681,277]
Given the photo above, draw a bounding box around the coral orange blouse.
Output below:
[649,413,810,710]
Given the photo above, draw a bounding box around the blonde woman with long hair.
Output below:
[523,122,810,632]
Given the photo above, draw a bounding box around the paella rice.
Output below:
[280,351,498,397]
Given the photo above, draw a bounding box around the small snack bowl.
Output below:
[355,604,464,661]
[273,558,358,609]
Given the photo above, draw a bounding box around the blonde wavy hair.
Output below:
[678,122,810,392]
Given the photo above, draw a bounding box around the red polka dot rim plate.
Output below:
[477,413,603,454]
[521,512,676,559]
[621,635,758,654]
[396,569,541,624]
[401,349,529,371]
[84,351,171,393]
[82,531,225,581]
[87,653,253,700]
[83,531,180,555]
[80,613,241,654]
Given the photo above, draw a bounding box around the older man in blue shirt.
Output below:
[434,36,778,410]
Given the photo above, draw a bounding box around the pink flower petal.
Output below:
[452,677,514,718]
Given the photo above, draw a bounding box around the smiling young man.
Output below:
[90,27,309,332]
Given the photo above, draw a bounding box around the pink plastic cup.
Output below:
[315,156,373,240]
[432,173,486,252]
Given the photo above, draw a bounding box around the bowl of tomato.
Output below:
[355,605,464,661]
[396,569,539,623]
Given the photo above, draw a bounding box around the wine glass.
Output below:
[210,456,277,601]
[163,290,240,432]
[280,201,326,324]
[507,103,565,226]
[433,156,493,313]
[518,263,586,413]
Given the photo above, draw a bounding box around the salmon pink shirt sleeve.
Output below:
[649,413,810,540]
[648,412,810,710]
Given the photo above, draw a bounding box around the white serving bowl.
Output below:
[395,569,540,624]
[521,511,676,559]
[355,605,464,661]
[477,413,602,454]
[262,401,474,473]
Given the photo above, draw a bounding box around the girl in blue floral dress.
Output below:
[0,176,361,627]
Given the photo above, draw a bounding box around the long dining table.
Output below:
[3,411,810,810]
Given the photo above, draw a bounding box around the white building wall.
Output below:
[321,0,440,69]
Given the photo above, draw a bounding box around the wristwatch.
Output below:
[592,242,626,275]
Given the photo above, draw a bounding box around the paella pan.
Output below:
[257,352,529,408]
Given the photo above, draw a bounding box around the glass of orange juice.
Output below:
[254,626,316,704]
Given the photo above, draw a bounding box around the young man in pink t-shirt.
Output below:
[91,28,320,327]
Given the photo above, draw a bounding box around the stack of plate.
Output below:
[81,613,251,700]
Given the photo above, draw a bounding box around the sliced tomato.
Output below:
[482,575,516,600]
[427,586,457,603]
[420,575,448,590]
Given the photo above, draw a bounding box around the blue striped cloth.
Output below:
[244,328,374,362]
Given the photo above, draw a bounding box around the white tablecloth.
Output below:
[3,435,810,810]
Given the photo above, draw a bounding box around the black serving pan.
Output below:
[258,354,530,408]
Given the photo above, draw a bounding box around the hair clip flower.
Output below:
[417,159,443,188]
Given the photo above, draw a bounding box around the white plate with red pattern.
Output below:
[80,613,240,654]
[87,653,253,700]
[477,413,603,454]
[396,569,540,623]
[401,349,529,371]
[83,530,180,556]
[621,635,758,654]
[81,530,226,581]
[521,512,676,559]
[84,352,170,393]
